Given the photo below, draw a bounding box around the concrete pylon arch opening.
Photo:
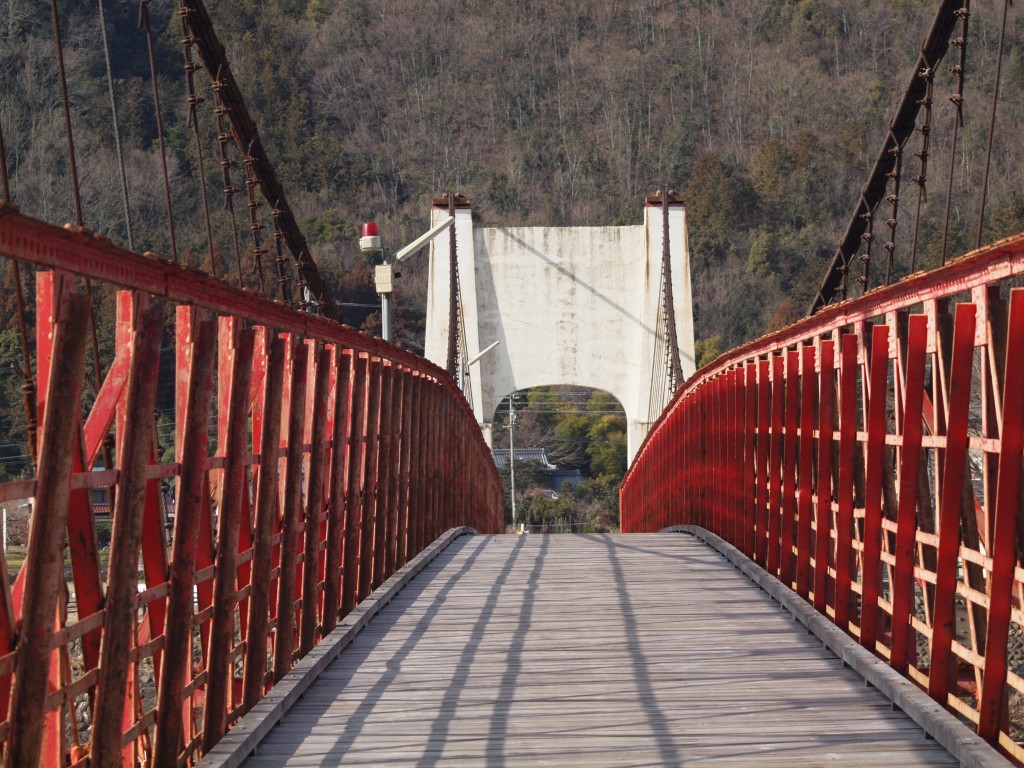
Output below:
[492,385,627,532]
[491,386,628,477]
[425,193,696,463]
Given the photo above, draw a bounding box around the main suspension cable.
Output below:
[179,1,218,277]
[212,66,245,286]
[940,2,970,266]
[910,59,936,271]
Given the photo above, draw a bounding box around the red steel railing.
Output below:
[0,206,503,766]
[622,232,1024,763]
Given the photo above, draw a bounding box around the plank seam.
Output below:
[198,526,479,768]
[664,525,1010,768]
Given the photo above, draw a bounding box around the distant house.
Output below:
[550,469,583,490]
[492,448,557,471]
[492,448,582,493]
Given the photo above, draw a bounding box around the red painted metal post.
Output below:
[726,371,736,541]
[705,379,717,535]
[889,315,928,673]
[859,323,890,651]
[978,289,1024,739]
[766,354,785,577]
[834,333,858,632]
[420,387,434,540]
[373,362,395,589]
[715,376,725,538]
[4,293,90,768]
[396,370,415,567]
[712,376,724,537]
[706,385,715,530]
[754,358,770,565]
[359,359,384,600]
[273,339,309,683]
[89,297,163,767]
[743,362,757,558]
[388,368,409,573]
[795,344,816,599]
[780,349,800,587]
[430,389,444,539]
[732,367,744,549]
[928,303,977,703]
[299,345,331,656]
[203,323,256,750]
[813,340,835,614]
[341,355,369,616]
[36,274,106,682]
[153,312,217,764]
[438,396,452,532]
[241,335,285,712]
[322,349,353,633]
[412,375,430,550]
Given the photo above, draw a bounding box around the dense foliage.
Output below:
[492,388,626,532]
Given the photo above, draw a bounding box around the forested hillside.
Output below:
[2,0,1024,476]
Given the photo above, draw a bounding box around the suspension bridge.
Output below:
[1,0,1023,766]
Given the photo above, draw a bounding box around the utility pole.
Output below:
[508,397,517,532]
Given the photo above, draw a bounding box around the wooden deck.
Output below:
[241,533,958,766]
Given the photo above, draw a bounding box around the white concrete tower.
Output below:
[425,193,695,463]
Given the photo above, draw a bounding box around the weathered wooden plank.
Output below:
[237,534,960,767]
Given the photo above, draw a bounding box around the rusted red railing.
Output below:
[0,205,503,767]
[622,232,1024,763]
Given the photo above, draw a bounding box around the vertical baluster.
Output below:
[978,289,1024,740]
[372,363,395,588]
[202,322,255,750]
[795,345,817,599]
[834,334,859,632]
[341,355,369,616]
[322,350,353,634]
[928,303,977,702]
[154,311,216,762]
[780,349,800,587]
[358,359,383,600]
[273,340,308,682]
[813,340,836,614]
[299,345,331,656]
[890,316,928,673]
[860,324,891,651]
[767,354,785,576]
[755,358,771,566]
[241,335,284,712]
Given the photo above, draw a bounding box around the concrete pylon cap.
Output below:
[645,189,685,205]
[432,193,473,209]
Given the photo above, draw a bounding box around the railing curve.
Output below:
[0,206,503,766]
[622,232,1024,763]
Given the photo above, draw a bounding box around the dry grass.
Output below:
[4,545,27,582]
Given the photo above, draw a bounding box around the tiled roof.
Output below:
[492,448,556,469]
